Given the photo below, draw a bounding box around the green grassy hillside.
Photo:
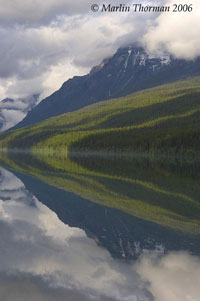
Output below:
[0,77,200,157]
[0,77,200,234]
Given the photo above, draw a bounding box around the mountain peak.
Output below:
[89,58,110,75]
[2,98,15,104]
[11,45,200,130]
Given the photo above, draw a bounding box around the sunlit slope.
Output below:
[0,77,200,156]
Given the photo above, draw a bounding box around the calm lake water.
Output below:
[0,153,200,301]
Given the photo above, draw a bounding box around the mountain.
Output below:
[12,169,200,260]
[12,45,200,130]
[0,94,39,132]
[2,77,200,158]
[1,77,200,234]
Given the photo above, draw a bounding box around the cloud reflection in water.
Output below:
[0,167,199,301]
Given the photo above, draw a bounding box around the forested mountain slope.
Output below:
[12,45,200,130]
[1,77,200,158]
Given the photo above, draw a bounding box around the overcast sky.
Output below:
[0,0,199,101]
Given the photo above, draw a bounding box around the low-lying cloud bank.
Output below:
[0,95,39,131]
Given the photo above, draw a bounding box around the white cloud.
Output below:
[0,0,199,101]
[0,167,200,301]
[143,0,200,59]
[0,274,94,301]
[0,109,25,131]
[0,0,159,100]
[0,0,90,25]
[0,168,23,190]
[0,167,151,301]
[40,62,86,100]
[137,252,200,301]
[0,95,38,131]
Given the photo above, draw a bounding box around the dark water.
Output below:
[0,154,200,300]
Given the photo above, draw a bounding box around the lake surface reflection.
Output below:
[0,153,200,300]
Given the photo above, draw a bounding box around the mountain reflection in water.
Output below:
[0,163,200,300]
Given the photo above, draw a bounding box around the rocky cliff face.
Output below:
[12,45,200,130]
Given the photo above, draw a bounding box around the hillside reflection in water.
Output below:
[0,155,200,300]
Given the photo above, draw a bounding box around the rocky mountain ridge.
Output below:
[12,45,200,130]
